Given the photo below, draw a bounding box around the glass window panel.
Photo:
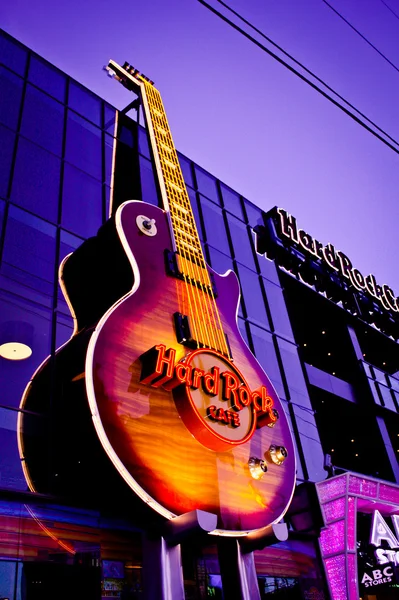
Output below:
[369,379,383,406]
[277,338,308,396]
[0,408,28,489]
[220,183,244,220]
[140,156,158,206]
[226,214,256,270]
[138,127,150,158]
[281,398,304,480]
[0,124,15,198]
[200,196,230,255]
[389,375,399,393]
[238,317,249,346]
[0,199,4,232]
[249,324,285,398]
[178,153,194,189]
[0,562,17,599]
[0,66,23,131]
[236,264,269,328]
[195,166,220,204]
[0,292,52,409]
[207,246,243,316]
[263,279,294,340]
[244,199,264,227]
[0,32,27,76]
[105,133,115,188]
[28,55,66,101]
[187,188,203,241]
[65,110,102,180]
[11,137,60,223]
[62,163,102,238]
[373,367,388,386]
[21,84,64,155]
[68,81,101,126]
[362,362,373,379]
[377,383,397,412]
[104,103,117,135]
[1,205,56,301]
[257,251,280,285]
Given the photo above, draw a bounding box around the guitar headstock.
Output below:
[104,60,154,91]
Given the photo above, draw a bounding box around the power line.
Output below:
[321,0,399,75]
[197,0,399,156]
[379,0,399,22]
[212,0,399,150]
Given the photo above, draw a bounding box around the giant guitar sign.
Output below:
[19,61,296,535]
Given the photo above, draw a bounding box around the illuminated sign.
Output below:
[140,344,278,452]
[356,510,399,593]
[255,208,399,335]
[370,510,399,566]
[275,208,398,313]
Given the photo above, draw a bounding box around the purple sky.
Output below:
[2,0,399,292]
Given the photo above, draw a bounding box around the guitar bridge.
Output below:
[165,250,217,297]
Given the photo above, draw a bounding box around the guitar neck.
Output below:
[139,81,206,264]
[107,61,229,357]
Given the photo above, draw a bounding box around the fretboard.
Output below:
[112,64,229,357]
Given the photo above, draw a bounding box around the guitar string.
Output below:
[144,80,229,356]
[148,83,210,350]
[146,83,205,349]
[152,97,225,355]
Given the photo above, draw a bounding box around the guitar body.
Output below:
[85,200,296,533]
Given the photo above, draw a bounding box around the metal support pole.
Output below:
[217,523,289,600]
[142,510,217,600]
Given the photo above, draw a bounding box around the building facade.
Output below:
[1,28,399,600]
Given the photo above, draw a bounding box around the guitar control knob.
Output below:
[136,215,157,237]
[248,457,268,480]
[266,408,279,427]
[265,445,288,466]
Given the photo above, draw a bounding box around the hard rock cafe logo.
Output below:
[140,344,278,452]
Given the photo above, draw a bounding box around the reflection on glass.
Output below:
[200,197,230,255]
[65,111,102,181]
[11,137,61,223]
[28,55,66,101]
[0,124,15,198]
[62,163,102,238]
[195,166,220,204]
[21,84,64,155]
[0,66,23,131]
[0,31,27,76]
[69,81,101,126]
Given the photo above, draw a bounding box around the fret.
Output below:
[137,74,230,357]
[177,240,200,253]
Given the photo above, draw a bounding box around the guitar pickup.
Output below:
[165,250,217,297]
[174,312,197,349]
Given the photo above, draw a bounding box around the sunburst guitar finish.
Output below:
[86,199,296,533]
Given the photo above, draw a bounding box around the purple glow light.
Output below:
[323,497,346,523]
[320,519,346,556]
[317,476,347,504]
[347,553,358,600]
[348,475,378,497]
[379,484,399,504]
[347,496,356,551]
[324,555,347,600]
